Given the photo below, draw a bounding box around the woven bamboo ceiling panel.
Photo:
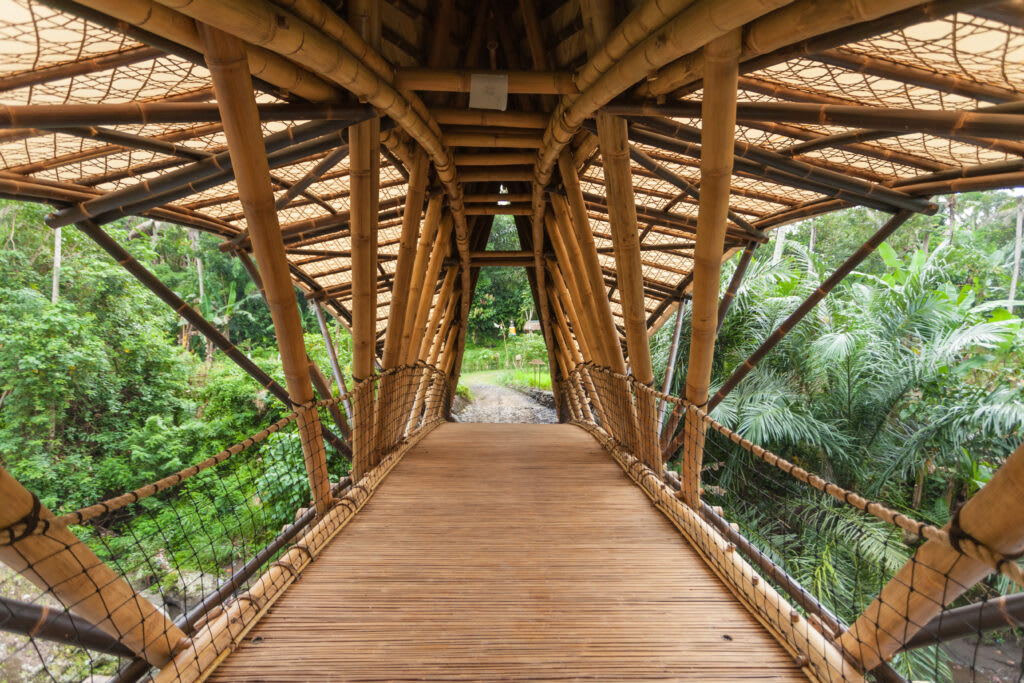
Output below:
[0,0,1021,345]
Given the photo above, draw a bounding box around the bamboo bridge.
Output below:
[1,0,1023,681]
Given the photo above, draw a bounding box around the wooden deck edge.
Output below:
[154,418,447,683]
[570,420,863,683]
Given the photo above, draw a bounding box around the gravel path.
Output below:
[453,384,558,424]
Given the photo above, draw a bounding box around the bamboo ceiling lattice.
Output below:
[0,0,1021,344]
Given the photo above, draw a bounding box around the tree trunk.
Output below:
[1011,196,1022,313]
[771,224,787,264]
[51,226,61,303]
[947,195,957,245]
[807,223,816,255]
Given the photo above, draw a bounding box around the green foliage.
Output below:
[468,216,536,342]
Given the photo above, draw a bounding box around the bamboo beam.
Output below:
[464,192,532,203]
[394,68,577,93]
[709,209,914,410]
[814,49,1024,104]
[201,25,332,515]
[433,108,548,128]
[0,467,185,666]
[606,101,1024,141]
[631,119,937,215]
[716,244,755,334]
[532,0,792,186]
[463,203,533,215]
[0,102,373,129]
[274,145,349,211]
[841,441,1024,671]
[596,110,660,469]
[453,152,537,165]
[444,132,543,148]
[0,45,162,93]
[679,31,741,508]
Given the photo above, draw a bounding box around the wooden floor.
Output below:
[210,423,807,682]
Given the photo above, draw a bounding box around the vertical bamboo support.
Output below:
[200,25,331,515]
[313,301,353,419]
[596,111,659,470]
[556,152,626,372]
[408,267,459,432]
[400,195,444,361]
[0,467,185,666]
[379,148,428,451]
[546,204,605,365]
[531,188,561,416]
[840,441,1024,671]
[548,259,606,425]
[679,30,741,508]
[406,212,453,365]
[657,297,686,437]
[547,283,594,423]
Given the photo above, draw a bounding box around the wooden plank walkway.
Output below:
[210,423,807,681]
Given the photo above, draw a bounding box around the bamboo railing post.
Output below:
[840,441,1024,671]
[679,30,741,508]
[596,110,660,470]
[0,467,185,666]
[200,24,332,515]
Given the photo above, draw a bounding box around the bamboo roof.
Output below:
[0,0,1022,342]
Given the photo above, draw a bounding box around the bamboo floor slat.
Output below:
[208,423,808,682]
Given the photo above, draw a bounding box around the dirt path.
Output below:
[453,384,558,424]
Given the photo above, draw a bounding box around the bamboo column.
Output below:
[596,110,660,470]
[556,152,626,372]
[657,297,686,437]
[346,1,382,480]
[378,148,428,450]
[547,283,594,423]
[840,441,1024,671]
[0,467,185,666]
[531,188,560,416]
[200,24,332,515]
[400,195,444,361]
[679,30,741,508]
[405,211,452,364]
[313,301,353,419]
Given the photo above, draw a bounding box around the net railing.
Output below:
[0,362,449,682]
[560,362,1024,683]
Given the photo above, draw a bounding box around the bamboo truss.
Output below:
[1,2,1024,681]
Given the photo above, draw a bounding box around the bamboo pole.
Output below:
[657,298,686,437]
[382,149,429,368]
[596,110,660,470]
[200,24,332,516]
[399,195,444,362]
[556,152,627,372]
[840,441,1024,671]
[545,207,607,367]
[679,31,741,508]
[709,209,914,411]
[406,213,453,364]
[313,301,353,420]
[605,101,1024,140]
[716,244,755,334]
[433,109,547,128]
[394,68,577,94]
[0,102,370,129]
[901,593,1024,651]
[0,467,185,666]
